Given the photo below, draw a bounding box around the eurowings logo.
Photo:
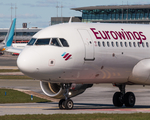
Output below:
[61,52,72,61]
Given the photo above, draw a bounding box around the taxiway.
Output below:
[0,55,150,115]
[0,79,150,115]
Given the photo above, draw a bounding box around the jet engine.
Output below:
[129,59,150,84]
[40,81,93,99]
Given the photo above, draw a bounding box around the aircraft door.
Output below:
[78,29,95,61]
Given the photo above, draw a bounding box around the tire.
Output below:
[64,99,74,110]
[124,92,135,107]
[59,99,65,109]
[113,92,123,107]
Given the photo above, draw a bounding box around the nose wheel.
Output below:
[59,83,74,110]
[59,99,74,110]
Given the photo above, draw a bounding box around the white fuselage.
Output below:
[17,23,150,85]
[12,43,27,49]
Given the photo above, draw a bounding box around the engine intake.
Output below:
[40,81,93,99]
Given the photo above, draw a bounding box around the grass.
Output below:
[0,75,32,79]
[0,89,50,103]
[0,69,32,79]
[0,69,20,72]
[0,113,150,120]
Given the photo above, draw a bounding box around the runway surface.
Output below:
[0,55,17,66]
[0,79,150,115]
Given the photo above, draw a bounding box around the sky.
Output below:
[0,0,150,28]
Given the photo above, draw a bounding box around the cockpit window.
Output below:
[27,38,36,45]
[59,38,69,47]
[50,38,61,47]
[35,38,50,45]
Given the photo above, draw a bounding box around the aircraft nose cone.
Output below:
[17,49,40,76]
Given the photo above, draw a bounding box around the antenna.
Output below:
[61,3,63,18]
[69,17,73,23]
[56,2,59,17]
[15,4,17,18]
[61,2,63,23]
[11,3,13,22]
[14,4,17,42]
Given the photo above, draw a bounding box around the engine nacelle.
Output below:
[129,59,150,84]
[40,81,93,99]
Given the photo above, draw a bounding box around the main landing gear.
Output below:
[113,84,136,107]
[59,83,74,110]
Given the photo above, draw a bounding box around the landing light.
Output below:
[69,92,72,96]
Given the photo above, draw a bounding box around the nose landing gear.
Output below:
[113,84,136,107]
[59,83,74,110]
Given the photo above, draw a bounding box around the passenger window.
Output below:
[138,42,140,47]
[59,38,69,47]
[102,41,105,47]
[142,42,144,47]
[120,42,123,47]
[116,42,119,47]
[133,42,136,47]
[27,38,36,45]
[111,42,114,47]
[129,42,132,47]
[50,38,61,47]
[146,42,149,47]
[35,38,50,45]
[125,42,127,47]
[98,41,101,47]
[107,42,110,47]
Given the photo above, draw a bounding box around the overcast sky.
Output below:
[0,0,150,28]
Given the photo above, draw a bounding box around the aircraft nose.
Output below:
[17,49,40,76]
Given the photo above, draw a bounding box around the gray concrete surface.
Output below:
[0,55,150,115]
[0,79,150,115]
[0,55,17,66]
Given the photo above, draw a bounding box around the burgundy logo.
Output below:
[90,28,147,44]
[61,52,72,61]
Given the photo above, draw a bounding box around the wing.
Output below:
[6,46,23,53]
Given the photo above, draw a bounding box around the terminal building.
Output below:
[0,25,41,43]
[72,4,150,24]
[1,4,150,44]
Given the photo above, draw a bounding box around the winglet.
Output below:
[4,18,16,47]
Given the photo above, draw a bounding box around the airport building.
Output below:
[72,4,150,24]
[0,28,41,43]
[1,4,150,43]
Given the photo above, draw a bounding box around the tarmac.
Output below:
[0,55,150,115]
[0,79,150,115]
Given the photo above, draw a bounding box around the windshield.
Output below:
[35,38,50,45]
[27,37,69,47]
[27,38,36,45]
[50,38,61,47]
[59,38,69,47]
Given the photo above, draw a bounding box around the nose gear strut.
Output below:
[59,83,74,110]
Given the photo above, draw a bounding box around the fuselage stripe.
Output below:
[65,55,72,61]
[63,53,69,58]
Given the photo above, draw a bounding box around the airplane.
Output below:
[0,18,16,51]
[12,43,27,49]
[6,21,150,110]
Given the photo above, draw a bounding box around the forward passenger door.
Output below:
[78,29,95,61]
